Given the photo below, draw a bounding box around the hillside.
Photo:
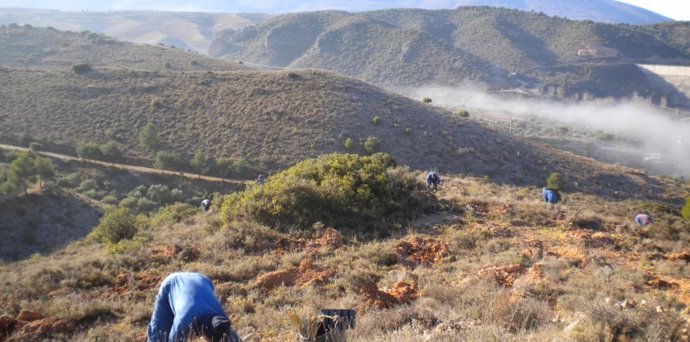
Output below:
[210,7,690,99]
[0,8,269,52]
[0,171,687,341]
[452,0,672,24]
[0,24,247,71]
[0,66,673,200]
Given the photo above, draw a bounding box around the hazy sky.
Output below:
[0,0,687,20]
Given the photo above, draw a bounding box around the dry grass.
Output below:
[2,174,687,341]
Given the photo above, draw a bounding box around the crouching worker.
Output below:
[635,213,652,227]
[543,187,561,205]
[147,272,240,342]
[426,171,441,192]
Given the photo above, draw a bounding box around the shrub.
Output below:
[100,141,123,162]
[220,153,435,232]
[682,198,690,221]
[422,97,432,103]
[363,136,381,154]
[72,63,92,74]
[343,138,354,150]
[372,116,382,125]
[150,203,198,227]
[29,142,42,151]
[154,151,182,170]
[88,208,137,244]
[57,173,81,188]
[78,179,99,192]
[76,142,104,160]
[456,110,470,117]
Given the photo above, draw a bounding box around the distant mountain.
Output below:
[210,7,690,100]
[0,8,269,52]
[0,24,246,71]
[452,0,672,24]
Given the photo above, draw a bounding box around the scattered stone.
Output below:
[16,310,42,322]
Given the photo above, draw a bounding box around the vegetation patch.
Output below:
[220,153,436,232]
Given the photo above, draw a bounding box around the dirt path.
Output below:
[0,144,250,185]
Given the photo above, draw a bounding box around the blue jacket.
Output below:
[543,188,560,204]
[147,272,236,342]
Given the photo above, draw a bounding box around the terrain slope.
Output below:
[211,7,690,98]
[0,65,670,200]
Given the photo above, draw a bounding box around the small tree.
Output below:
[190,152,210,177]
[6,151,37,194]
[139,123,160,152]
[34,157,56,189]
[546,172,562,191]
[682,198,690,221]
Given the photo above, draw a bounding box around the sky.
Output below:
[0,0,688,20]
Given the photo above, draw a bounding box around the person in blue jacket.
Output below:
[147,272,240,342]
[543,187,561,204]
[426,171,441,191]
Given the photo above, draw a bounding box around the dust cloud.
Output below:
[400,85,690,177]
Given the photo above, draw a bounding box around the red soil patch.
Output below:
[359,281,418,310]
[19,317,76,337]
[395,236,450,268]
[255,259,336,291]
[478,264,525,287]
[666,252,690,262]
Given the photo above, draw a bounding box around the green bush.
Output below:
[72,63,92,74]
[343,138,354,150]
[682,198,690,221]
[76,142,105,160]
[154,151,182,170]
[456,110,470,118]
[100,141,123,162]
[363,136,381,154]
[372,116,382,125]
[88,208,137,244]
[57,173,81,188]
[220,153,435,232]
[422,97,432,103]
[150,203,198,227]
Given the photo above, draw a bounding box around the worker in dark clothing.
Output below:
[426,171,441,192]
